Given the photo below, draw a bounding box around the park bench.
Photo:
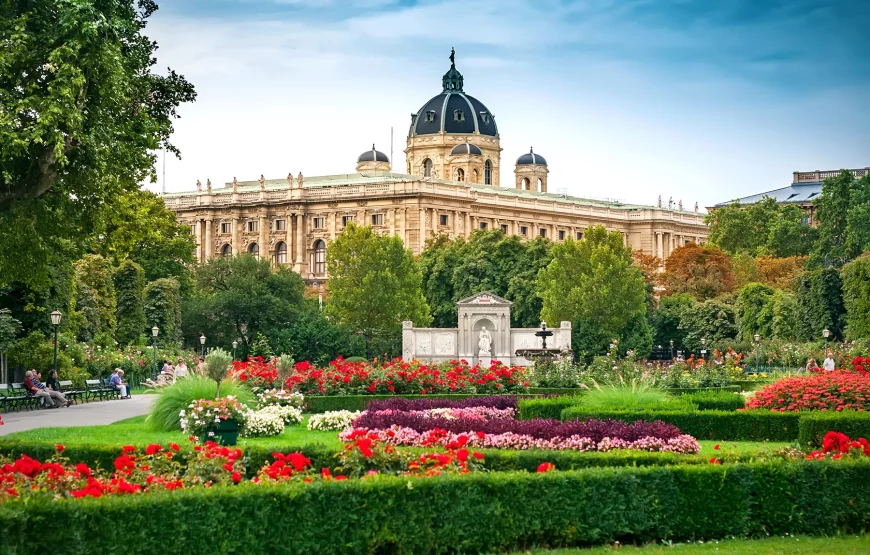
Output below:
[84,379,114,402]
[0,383,31,412]
[58,380,86,404]
[102,378,121,400]
[10,383,41,410]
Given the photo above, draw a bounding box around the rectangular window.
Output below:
[220,222,231,234]
[501,224,508,234]
[558,230,566,241]
[480,111,490,124]
[576,232,583,240]
[439,214,449,226]
[342,215,354,227]
[425,110,436,123]
[539,228,547,238]
[454,110,465,122]
[247,220,259,233]
[313,217,325,229]
[520,226,528,236]
[371,213,384,226]
[189,224,196,236]
[479,222,487,229]
[274,219,286,231]
[801,216,809,226]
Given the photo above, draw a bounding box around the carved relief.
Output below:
[434,333,454,355]
[416,333,431,355]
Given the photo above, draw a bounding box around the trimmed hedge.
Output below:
[517,397,582,420]
[680,390,746,411]
[304,394,548,413]
[798,411,870,447]
[2,461,869,554]
[561,407,800,442]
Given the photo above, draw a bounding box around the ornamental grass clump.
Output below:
[205,348,234,399]
[578,380,692,412]
[148,375,254,432]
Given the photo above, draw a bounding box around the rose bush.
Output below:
[805,431,870,460]
[745,372,870,412]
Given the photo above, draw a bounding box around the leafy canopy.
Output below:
[661,243,734,300]
[706,197,817,257]
[0,0,196,287]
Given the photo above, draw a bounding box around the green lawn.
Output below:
[4,414,343,450]
[508,534,870,554]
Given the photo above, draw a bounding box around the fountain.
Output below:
[515,321,563,363]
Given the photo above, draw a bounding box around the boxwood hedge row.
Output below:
[798,411,870,447]
[1,461,868,554]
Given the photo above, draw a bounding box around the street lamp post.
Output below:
[700,337,707,363]
[151,326,159,380]
[823,328,830,357]
[199,334,206,357]
[669,339,674,361]
[232,340,238,361]
[754,333,761,373]
[50,310,62,374]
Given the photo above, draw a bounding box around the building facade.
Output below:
[164,52,708,278]
[710,167,870,226]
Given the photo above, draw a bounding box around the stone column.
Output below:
[452,210,459,238]
[285,214,293,265]
[194,220,203,261]
[400,208,407,244]
[295,214,304,266]
[329,212,337,240]
[419,207,426,252]
[389,208,396,236]
[431,208,438,237]
[464,212,471,239]
[232,217,241,255]
[656,232,663,259]
[204,218,213,260]
[259,215,268,261]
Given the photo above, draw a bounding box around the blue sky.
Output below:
[146,0,870,209]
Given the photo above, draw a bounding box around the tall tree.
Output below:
[812,171,870,267]
[755,256,807,290]
[182,255,304,356]
[661,244,734,300]
[678,299,739,351]
[144,277,182,346]
[325,224,431,355]
[706,196,816,257]
[795,268,846,341]
[538,226,648,358]
[649,293,695,352]
[0,0,196,287]
[842,253,870,341]
[738,283,775,341]
[114,260,146,346]
[73,254,116,342]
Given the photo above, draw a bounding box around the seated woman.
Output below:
[174,358,188,379]
[110,368,131,399]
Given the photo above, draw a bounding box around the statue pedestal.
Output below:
[477,356,492,368]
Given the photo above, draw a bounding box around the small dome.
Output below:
[451,142,482,156]
[516,147,547,166]
[357,144,389,163]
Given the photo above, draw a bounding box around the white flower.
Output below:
[308,410,361,431]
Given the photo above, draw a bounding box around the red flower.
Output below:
[713,444,720,450]
[55,444,65,453]
[145,444,162,456]
[537,462,555,473]
[169,443,181,452]
[472,452,485,460]
[334,475,348,481]
[231,472,241,483]
[75,463,92,477]
[456,449,469,462]
[709,458,722,465]
[122,445,135,453]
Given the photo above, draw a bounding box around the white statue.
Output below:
[478,327,492,356]
[678,199,683,211]
[232,177,238,193]
[259,174,265,191]
[206,178,212,193]
[694,201,699,213]
[657,195,662,208]
[196,179,202,192]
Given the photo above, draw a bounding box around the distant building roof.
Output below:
[713,168,869,208]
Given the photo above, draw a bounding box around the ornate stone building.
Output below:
[164,52,708,279]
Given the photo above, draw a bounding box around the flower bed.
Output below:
[179,397,248,441]
[745,372,870,412]
[365,395,520,412]
[307,410,361,431]
[287,357,529,396]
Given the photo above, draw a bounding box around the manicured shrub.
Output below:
[147,375,255,431]
[560,407,800,441]
[2,461,870,554]
[798,411,870,447]
[680,390,745,411]
[746,372,870,411]
[518,397,582,420]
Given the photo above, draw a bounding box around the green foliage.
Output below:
[526,359,586,388]
[797,411,870,447]
[148,374,254,432]
[270,300,364,364]
[2,461,870,553]
[144,277,182,345]
[73,255,116,343]
[579,382,690,411]
[0,0,196,289]
[204,348,234,399]
[419,231,553,328]
[561,407,800,441]
[649,293,695,352]
[678,298,739,351]
[248,332,274,359]
[6,330,75,377]
[812,171,870,266]
[114,260,146,346]
[738,283,775,341]
[538,226,647,358]
[706,197,818,257]
[680,390,745,411]
[325,223,431,349]
[842,254,870,340]
[183,255,304,358]
[795,268,845,341]
[770,290,799,340]
[0,308,23,352]
[661,244,734,300]
[518,397,583,420]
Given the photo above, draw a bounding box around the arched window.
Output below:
[313,240,326,275]
[248,242,259,258]
[471,169,479,183]
[422,158,433,177]
[221,244,232,257]
[537,178,543,192]
[484,160,492,185]
[275,241,288,264]
[521,178,530,190]
[455,168,465,182]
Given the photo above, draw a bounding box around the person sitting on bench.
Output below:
[24,370,70,408]
[110,368,131,399]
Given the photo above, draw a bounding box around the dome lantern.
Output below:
[515,147,549,192]
[356,144,391,173]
